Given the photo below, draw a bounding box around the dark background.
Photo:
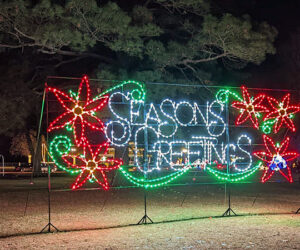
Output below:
[1,0,300,161]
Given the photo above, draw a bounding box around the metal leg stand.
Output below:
[222,104,237,217]
[137,105,154,225]
[40,164,59,233]
[296,208,300,214]
[137,190,153,225]
[222,184,237,217]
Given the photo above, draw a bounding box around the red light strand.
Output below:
[48,76,121,190]
[264,94,300,133]
[254,135,298,183]
[231,86,269,129]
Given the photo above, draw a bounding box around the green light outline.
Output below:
[93,80,146,101]
[206,162,261,182]
[49,135,81,174]
[216,89,243,104]
[119,166,191,188]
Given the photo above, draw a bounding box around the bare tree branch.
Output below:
[0,43,36,48]
[182,52,227,64]
[54,55,89,68]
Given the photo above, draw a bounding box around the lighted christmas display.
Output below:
[47,76,123,190]
[231,86,269,129]
[47,77,299,189]
[264,94,300,133]
[253,135,298,183]
[47,76,109,146]
[216,86,299,183]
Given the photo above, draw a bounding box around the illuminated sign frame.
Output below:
[47,76,299,189]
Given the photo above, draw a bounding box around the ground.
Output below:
[0,176,300,249]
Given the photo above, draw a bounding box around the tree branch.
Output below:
[53,50,115,64]
[54,55,89,68]
[182,53,227,64]
[13,26,35,41]
[0,43,36,48]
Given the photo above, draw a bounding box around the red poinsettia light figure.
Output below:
[47,75,108,146]
[62,139,123,190]
[264,93,300,133]
[253,135,298,183]
[231,86,269,129]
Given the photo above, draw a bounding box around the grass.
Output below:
[0,176,300,249]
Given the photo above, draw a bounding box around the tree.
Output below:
[9,130,36,157]
[0,0,277,136]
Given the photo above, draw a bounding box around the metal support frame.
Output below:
[137,190,154,224]
[222,184,237,216]
[137,103,153,225]
[40,163,59,233]
[222,102,237,217]
[31,86,47,184]
[40,86,59,233]
[38,76,300,227]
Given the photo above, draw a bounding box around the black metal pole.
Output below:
[46,84,51,231]
[222,102,237,217]
[47,164,51,232]
[31,86,47,184]
[144,190,148,221]
[40,85,59,233]
[228,184,230,209]
[137,103,153,224]
[144,191,147,215]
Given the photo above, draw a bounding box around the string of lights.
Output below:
[47,76,300,189]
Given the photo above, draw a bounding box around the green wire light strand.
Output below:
[68,90,78,100]
[261,119,276,134]
[119,165,191,188]
[261,114,294,134]
[49,135,81,174]
[206,162,261,182]
[215,89,243,104]
[93,80,146,101]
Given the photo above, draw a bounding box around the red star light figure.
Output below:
[62,139,123,190]
[232,86,269,129]
[264,93,300,133]
[47,76,108,146]
[253,135,298,183]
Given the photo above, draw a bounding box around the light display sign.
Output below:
[47,76,299,190]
